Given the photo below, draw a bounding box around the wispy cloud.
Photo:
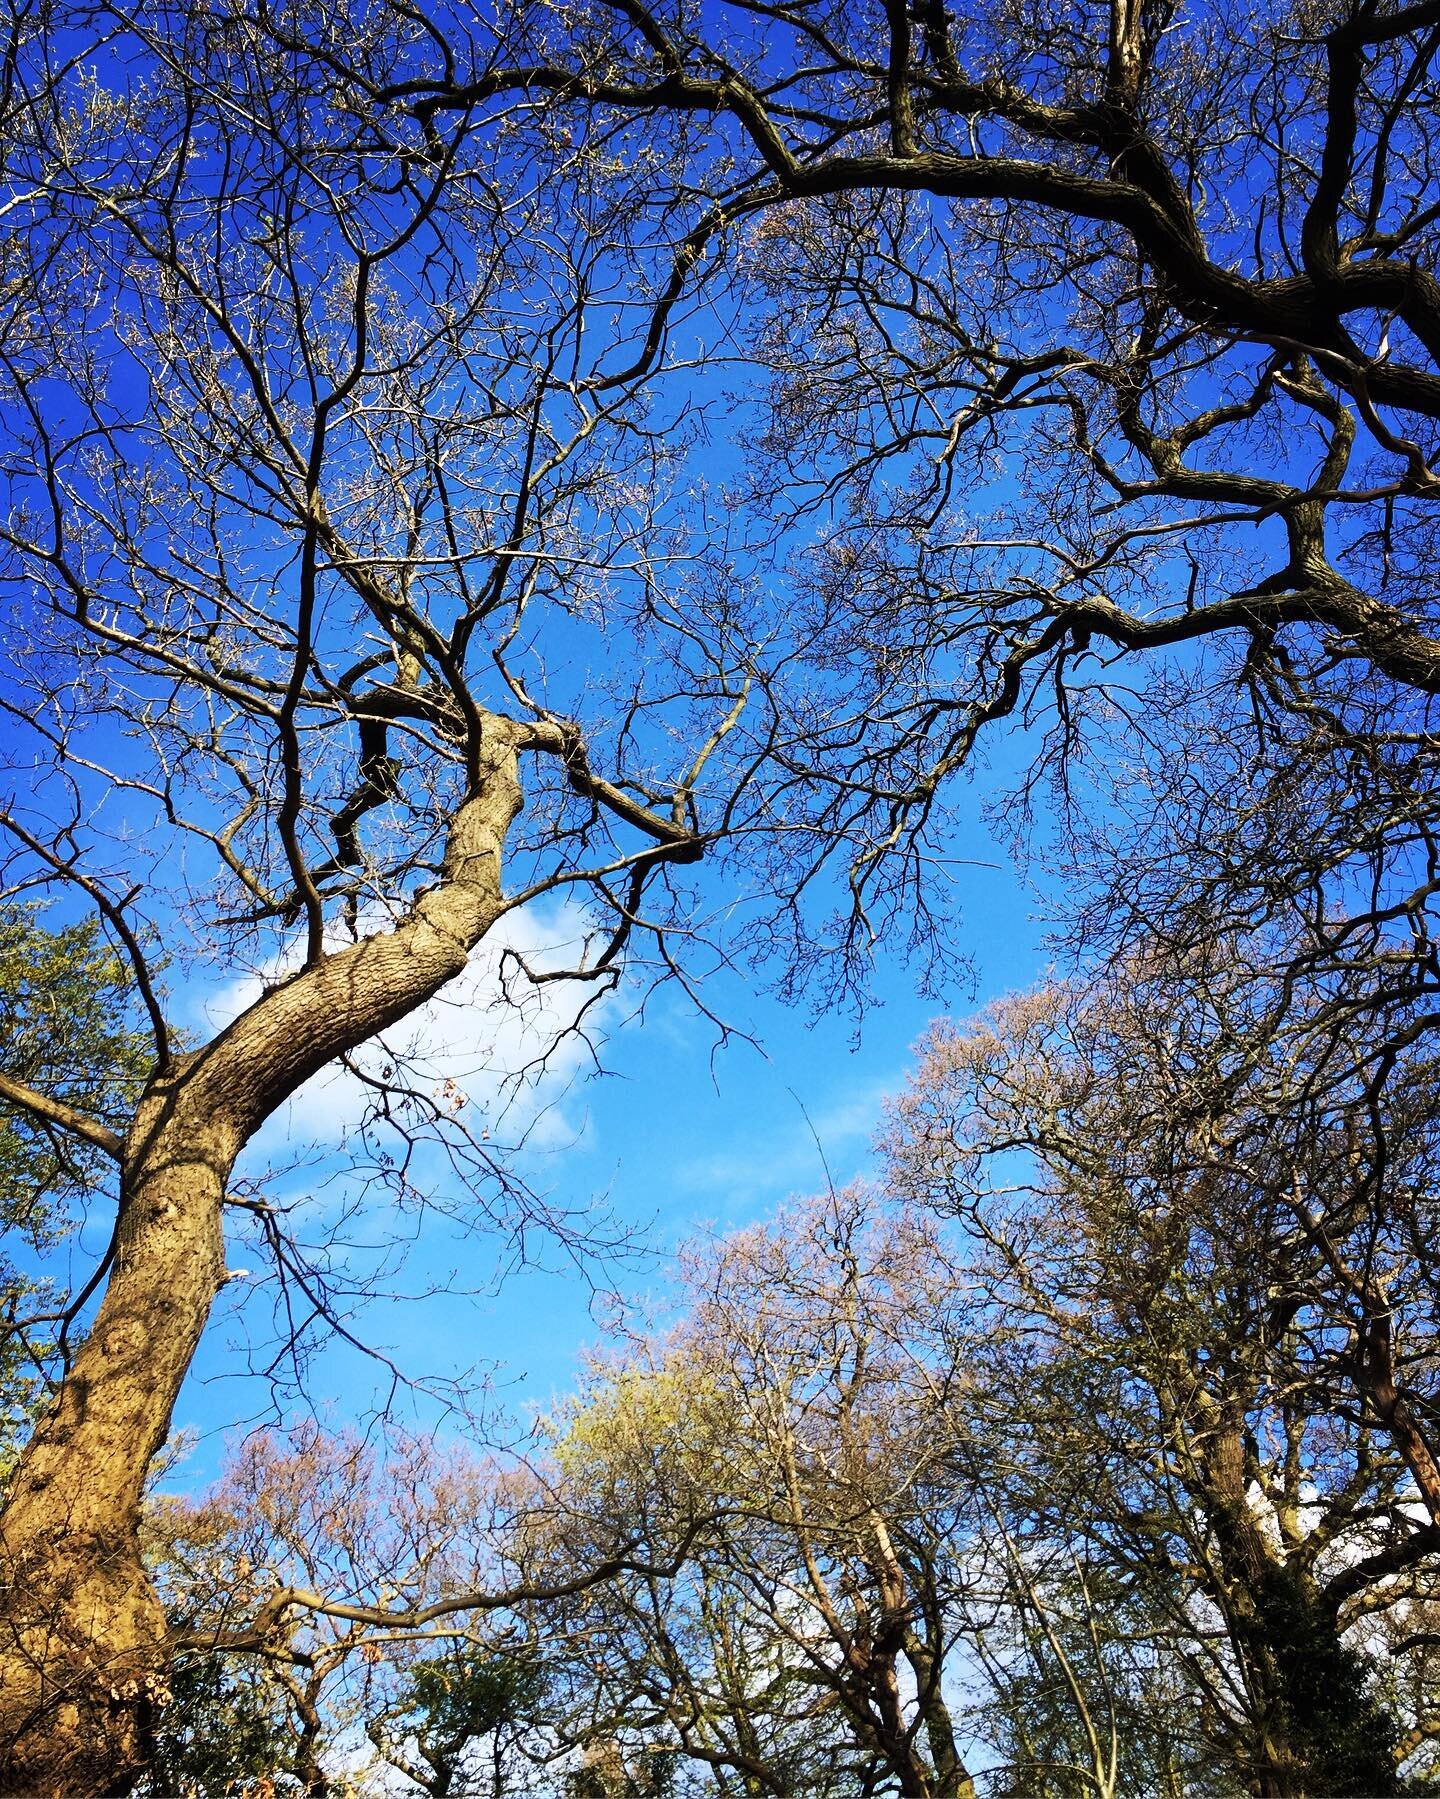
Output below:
[198,898,626,1173]
[672,1074,893,1218]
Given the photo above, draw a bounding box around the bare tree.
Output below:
[0,7,756,1787]
[513,1189,983,1799]
[886,957,1440,1794]
[166,1123,1440,1795]
[369,0,1440,1004]
[143,1423,548,1798]
[504,1184,1243,1795]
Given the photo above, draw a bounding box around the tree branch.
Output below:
[0,1068,123,1161]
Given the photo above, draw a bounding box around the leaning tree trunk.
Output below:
[0,740,523,1794]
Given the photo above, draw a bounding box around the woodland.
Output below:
[1,0,1440,1793]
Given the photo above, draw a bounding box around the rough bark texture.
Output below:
[0,737,523,1794]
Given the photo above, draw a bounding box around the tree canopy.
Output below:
[2,0,1440,1790]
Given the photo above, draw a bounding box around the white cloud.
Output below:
[198,897,624,1173]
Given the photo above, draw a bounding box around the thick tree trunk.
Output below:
[0,1116,227,1795]
[0,740,523,1794]
[1199,1420,1303,1799]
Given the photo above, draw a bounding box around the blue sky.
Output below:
[0,11,1082,1496]
[164,745,1053,1484]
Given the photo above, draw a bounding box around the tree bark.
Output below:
[1198,1419,1303,1799]
[0,730,524,1794]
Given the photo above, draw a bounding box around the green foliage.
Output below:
[404,1646,543,1747]
[1249,1562,1401,1798]
[982,1570,1234,1799]
[565,1745,676,1799]
[0,901,153,1210]
[136,1651,299,1797]
[370,1642,550,1794]
[0,902,154,1475]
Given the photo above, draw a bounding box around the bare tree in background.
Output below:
[137,1137,1440,1795]
[887,955,1440,1793]
[143,1425,548,1798]
[545,1193,1310,1796]
[507,1190,982,1799]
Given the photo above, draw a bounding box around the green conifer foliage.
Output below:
[0,905,153,1477]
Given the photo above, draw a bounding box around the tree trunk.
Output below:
[0,738,523,1794]
[1199,1411,1401,1798]
[1196,1410,1304,1798]
[0,1115,227,1795]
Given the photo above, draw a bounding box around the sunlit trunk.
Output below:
[0,760,522,1793]
[0,1108,229,1794]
